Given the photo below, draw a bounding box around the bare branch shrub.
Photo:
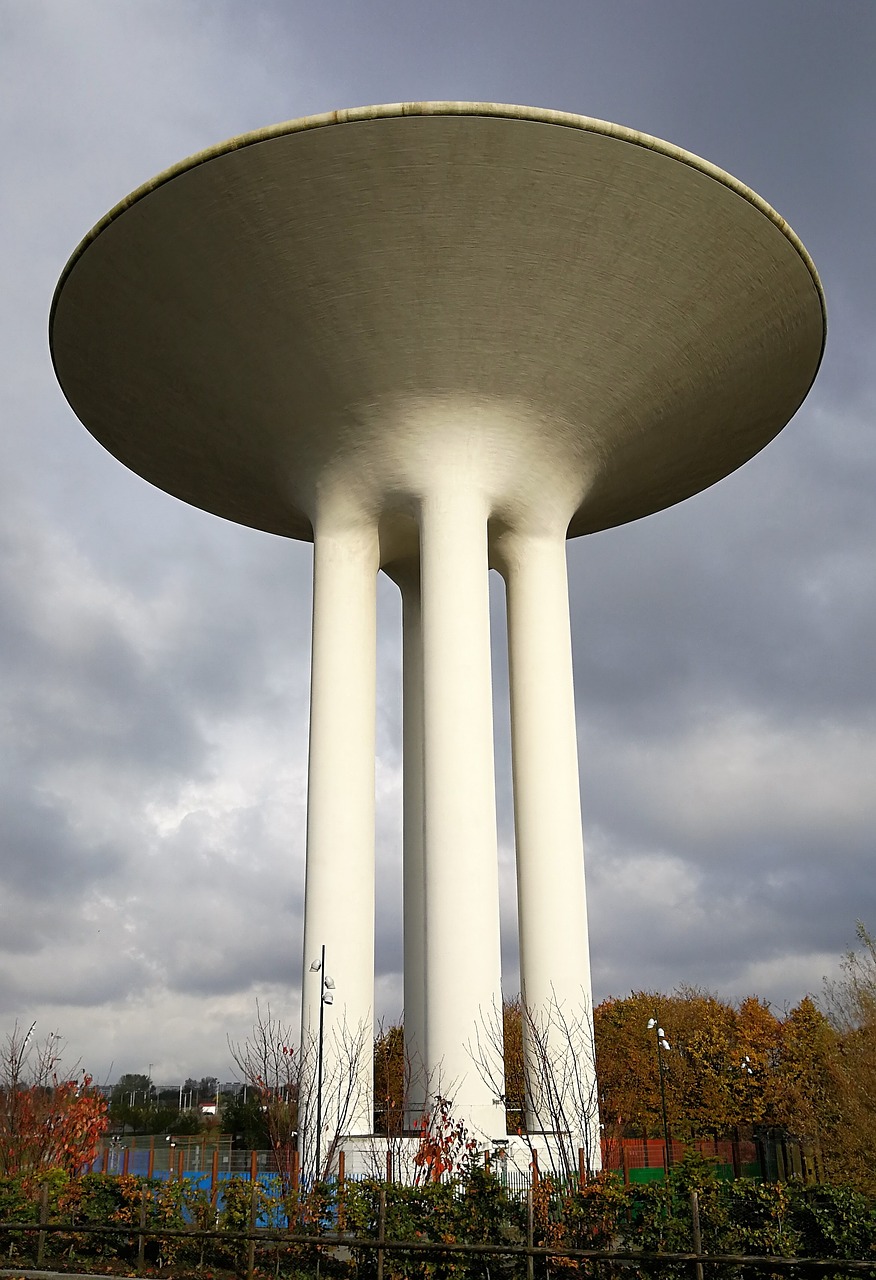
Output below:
[296,1015,370,1184]
[230,1002,370,1189]
[228,1002,300,1191]
[470,991,601,1179]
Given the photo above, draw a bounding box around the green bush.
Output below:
[0,1162,875,1277]
[786,1182,876,1258]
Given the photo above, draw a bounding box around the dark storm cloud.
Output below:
[0,779,119,903]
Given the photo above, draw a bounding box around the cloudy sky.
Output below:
[2,0,874,1087]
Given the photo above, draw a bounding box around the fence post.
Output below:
[385,1148,393,1183]
[531,1148,539,1187]
[338,1150,346,1231]
[250,1149,258,1182]
[526,1188,535,1280]
[211,1147,219,1203]
[123,1146,130,1176]
[147,1138,155,1180]
[177,1147,185,1181]
[377,1184,386,1280]
[246,1177,258,1280]
[137,1189,147,1275]
[578,1146,586,1191]
[690,1190,704,1280]
[620,1140,629,1186]
[36,1182,48,1267]
[292,1146,300,1221]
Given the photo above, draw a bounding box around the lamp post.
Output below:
[309,946,335,1180]
[647,1017,672,1171]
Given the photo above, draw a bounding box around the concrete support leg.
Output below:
[502,530,600,1168]
[397,566,428,1128]
[419,489,505,1140]
[301,520,378,1173]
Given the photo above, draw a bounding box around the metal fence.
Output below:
[89,1131,819,1191]
[1,1188,873,1280]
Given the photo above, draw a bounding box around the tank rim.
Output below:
[49,100,826,358]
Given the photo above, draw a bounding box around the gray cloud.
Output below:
[0,0,873,1082]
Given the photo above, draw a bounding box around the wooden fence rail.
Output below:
[1,1214,874,1279]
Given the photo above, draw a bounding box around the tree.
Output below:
[109,1072,155,1133]
[221,1091,270,1149]
[501,998,526,1132]
[824,921,876,1030]
[0,1022,107,1177]
[736,995,784,1127]
[230,1002,369,1188]
[772,997,836,1141]
[594,988,801,1141]
[471,992,601,1178]
[228,1003,299,1189]
[296,1013,370,1184]
[409,1093,478,1184]
[173,1108,205,1135]
[670,987,745,1137]
[594,992,664,1135]
[373,1021,405,1136]
[821,922,876,1192]
[111,1072,153,1105]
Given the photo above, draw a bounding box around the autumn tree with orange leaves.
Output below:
[0,1021,107,1178]
[371,930,875,1194]
[593,988,838,1144]
[377,990,837,1149]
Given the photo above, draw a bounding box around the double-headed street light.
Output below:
[647,1017,673,1170]
[309,946,335,1180]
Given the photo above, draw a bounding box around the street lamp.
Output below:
[309,946,335,1180]
[647,1017,673,1171]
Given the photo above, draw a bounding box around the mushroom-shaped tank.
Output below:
[50,104,825,1172]
[50,102,825,544]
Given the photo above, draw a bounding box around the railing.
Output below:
[1,1191,873,1280]
[90,1131,818,1189]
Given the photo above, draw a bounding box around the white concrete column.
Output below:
[501,529,601,1167]
[300,518,378,1172]
[419,487,505,1140]
[395,564,428,1127]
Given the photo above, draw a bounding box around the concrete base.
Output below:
[323,1131,598,1182]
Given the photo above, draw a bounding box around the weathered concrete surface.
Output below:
[50,103,825,547]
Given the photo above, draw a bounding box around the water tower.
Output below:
[50,103,825,1170]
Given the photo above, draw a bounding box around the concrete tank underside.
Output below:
[50,104,826,1173]
[51,103,824,548]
